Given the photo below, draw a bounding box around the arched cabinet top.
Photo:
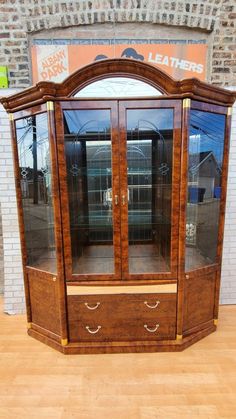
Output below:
[1,58,235,112]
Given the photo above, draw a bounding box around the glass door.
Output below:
[59,99,181,282]
[58,101,121,281]
[185,105,227,272]
[182,101,229,332]
[119,100,181,280]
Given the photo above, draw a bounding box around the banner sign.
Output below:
[31,40,207,84]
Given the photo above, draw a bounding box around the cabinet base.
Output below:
[28,324,216,355]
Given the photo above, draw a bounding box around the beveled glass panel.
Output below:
[185,110,226,271]
[126,109,173,273]
[16,113,56,272]
[64,110,114,274]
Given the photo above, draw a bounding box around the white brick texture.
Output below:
[0,89,24,314]
[220,91,236,304]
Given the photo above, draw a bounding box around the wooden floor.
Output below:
[1,297,236,418]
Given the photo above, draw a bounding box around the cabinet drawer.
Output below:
[69,317,176,342]
[68,293,176,322]
[68,293,176,342]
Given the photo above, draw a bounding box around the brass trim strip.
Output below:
[176,334,183,341]
[61,338,68,346]
[228,107,232,116]
[9,113,14,121]
[27,322,32,329]
[46,101,54,111]
[183,98,191,109]
[213,319,218,326]
[67,284,177,296]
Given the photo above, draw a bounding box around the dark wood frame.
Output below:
[1,58,235,353]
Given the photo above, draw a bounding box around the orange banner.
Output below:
[31,42,207,84]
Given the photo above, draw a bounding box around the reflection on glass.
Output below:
[185,110,226,271]
[64,110,114,274]
[127,109,173,273]
[74,77,162,98]
[16,113,56,272]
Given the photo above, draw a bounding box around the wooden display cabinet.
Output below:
[1,59,235,354]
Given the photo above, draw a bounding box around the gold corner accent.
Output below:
[61,338,68,346]
[46,101,54,111]
[228,107,232,116]
[27,322,32,329]
[214,319,218,326]
[9,113,14,121]
[183,98,191,109]
[176,334,183,341]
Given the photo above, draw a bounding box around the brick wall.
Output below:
[211,2,236,86]
[0,203,3,294]
[0,89,24,313]
[0,0,235,88]
[221,95,236,304]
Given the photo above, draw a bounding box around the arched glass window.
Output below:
[74,77,162,98]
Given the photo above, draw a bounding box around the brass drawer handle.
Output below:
[84,302,100,310]
[144,324,160,333]
[144,301,160,309]
[85,325,101,334]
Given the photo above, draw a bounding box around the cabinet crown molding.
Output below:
[1,58,235,112]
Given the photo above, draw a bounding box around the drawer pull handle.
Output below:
[144,324,160,333]
[84,302,100,310]
[144,301,160,309]
[85,325,101,334]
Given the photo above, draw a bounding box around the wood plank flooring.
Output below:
[0,297,236,418]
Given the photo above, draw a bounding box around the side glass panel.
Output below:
[185,110,226,271]
[63,109,114,274]
[16,113,56,273]
[126,109,173,273]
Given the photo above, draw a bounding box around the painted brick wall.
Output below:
[0,203,3,294]
[220,96,236,304]
[0,89,24,313]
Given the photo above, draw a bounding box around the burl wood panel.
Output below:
[28,270,61,336]
[68,293,176,342]
[183,271,216,333]
[69,319,176,342]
